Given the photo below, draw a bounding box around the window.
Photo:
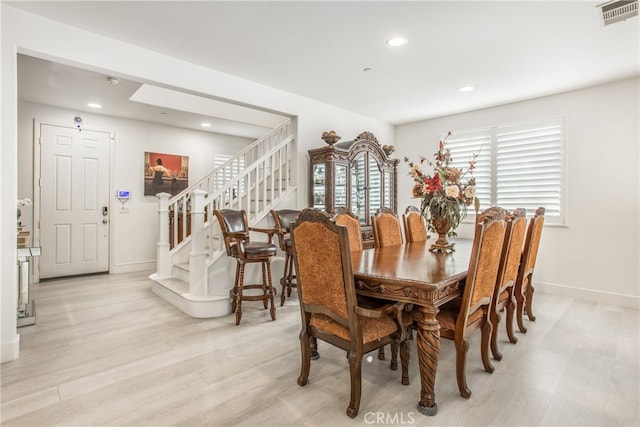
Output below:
[446,117,565,225]
[213,154,246,199]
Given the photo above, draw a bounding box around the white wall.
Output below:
[395,77,640,308]
[1,5,393,362]
[18,100,254,273]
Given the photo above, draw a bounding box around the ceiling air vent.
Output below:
[597,0,638,26]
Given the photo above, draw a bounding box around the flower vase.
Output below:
[430,216,455,253]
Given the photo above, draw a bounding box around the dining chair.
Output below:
[291,208,410,418]
[402,205,428,243]
[270,209,300,306]
[213,209,278,325]
[514,207,546,333]
[480,207,527,361]
[333,207,405,368]
[437,208,506,398]
[332,207,363,252]
[371,207,403,248]
[370,207,405,361]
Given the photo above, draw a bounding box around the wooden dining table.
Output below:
[351,239,473,416]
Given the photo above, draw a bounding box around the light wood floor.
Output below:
[2,271,638,426]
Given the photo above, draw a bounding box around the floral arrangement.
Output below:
[404,132,480,238]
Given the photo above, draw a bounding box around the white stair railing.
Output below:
[155,119,294,290]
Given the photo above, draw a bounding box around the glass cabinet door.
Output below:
[368,158,382,220]
[350,153,366,223]
[335,164,347,207]
[312,163,326,209]
[383,170,393,208]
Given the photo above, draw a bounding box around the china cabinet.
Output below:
[308,131,398,248]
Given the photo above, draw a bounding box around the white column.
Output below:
[189,189,208,297]
[156,192,171,279]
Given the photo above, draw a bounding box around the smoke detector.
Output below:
[597,0,638,26]
[107,76,120,85]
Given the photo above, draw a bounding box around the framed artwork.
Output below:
[144,151,189,196]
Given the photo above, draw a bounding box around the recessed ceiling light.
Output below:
[459,86,475,92]
[88,103,102,109]
[386,37,408,47]
[201,122,211,127]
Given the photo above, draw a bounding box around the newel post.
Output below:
[156,192,172,279]
[189,189,208,297]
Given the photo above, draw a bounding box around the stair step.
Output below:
[153,276,189,295]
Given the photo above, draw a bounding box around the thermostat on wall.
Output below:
[117,190,131,199]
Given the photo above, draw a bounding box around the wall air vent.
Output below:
[597,0,638,26]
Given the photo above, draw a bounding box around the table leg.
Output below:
[416,304,440,416]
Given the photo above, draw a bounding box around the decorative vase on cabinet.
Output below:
[308,131,398,248]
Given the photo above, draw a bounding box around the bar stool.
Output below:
[214,209,278,325]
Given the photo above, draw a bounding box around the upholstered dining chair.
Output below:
[213,209,278,325]
[371,207,403,248]
[332,207,363,252]
[437,209,506,398]
[514,207,546,333]
[270,209,300,306]
[291,208,410,418]
[402,205,428,243]
[478,207,527,361]
[333,207,404,367]
[370,207,404,361]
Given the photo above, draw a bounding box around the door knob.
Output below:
[102,219,108,224]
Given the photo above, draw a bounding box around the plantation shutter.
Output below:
[446,129,493,215]
[495,118,563,223]
[214,154,245,195]
[445,116,565,226]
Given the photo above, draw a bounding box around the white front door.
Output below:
[39,124,110,279]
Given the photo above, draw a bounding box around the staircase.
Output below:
[149,120,296,318]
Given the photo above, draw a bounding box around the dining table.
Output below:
[351,239,473,416]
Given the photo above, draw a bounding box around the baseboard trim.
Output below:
[111,260,156,274]
[1,334,20,363]
[536,281,639,310]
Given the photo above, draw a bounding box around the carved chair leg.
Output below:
[515,292,527,333]
[231,263,240,314]
[490,310,503,361]
[525,285,536,322]
[266,261,276,321]
[297,329,311,386]
[505,298,518,344]
[280,254,290,306]
[377,347,386,360]
[455,338,471,399]
[261,263,269,310]
[390,341,399,371]
[480,320,495,374]
[233,263,246,325]
[400,339,410,386]
[346,350,363,419]
[310,336,319,360]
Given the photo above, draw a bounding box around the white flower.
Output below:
[445,185,460,198]
[464,186,475,198]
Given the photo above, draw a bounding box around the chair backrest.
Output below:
[371,207,403,248]
[270,209,300,251]
[333,207,363,252]
[402,205,427,243]
[519,207,545,283]
[458,209,506,327]
[291,209,360,337]
[497,208,528,292]
[213,209,249,256]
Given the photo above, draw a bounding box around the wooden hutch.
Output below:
[308,131,398,248]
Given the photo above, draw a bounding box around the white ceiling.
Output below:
[10,1,640,135]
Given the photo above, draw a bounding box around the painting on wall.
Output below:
[144,151,189,196]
